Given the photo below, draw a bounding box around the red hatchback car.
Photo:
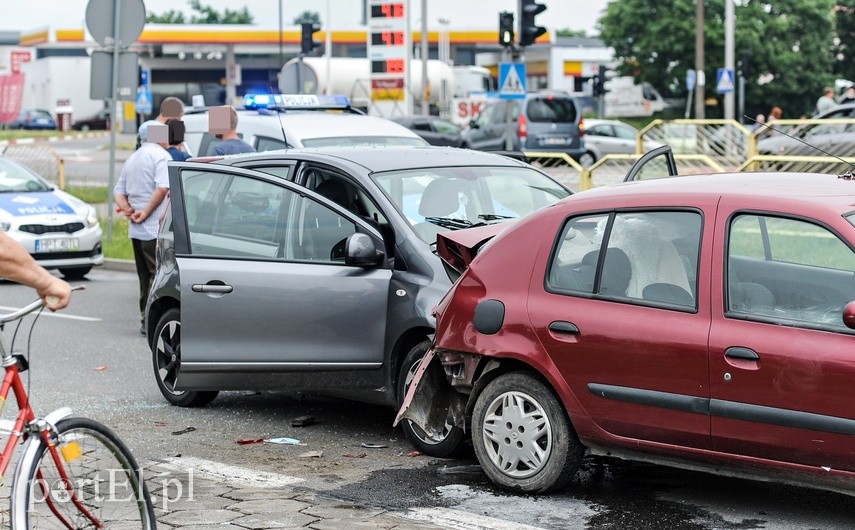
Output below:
[398,161,855,494]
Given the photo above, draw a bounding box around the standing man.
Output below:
[211,106,256,155]
[137,96,185,150]
[814,87,836,116]
[114,122,171,335]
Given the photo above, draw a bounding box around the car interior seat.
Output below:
[302,179,356,261]
[413,178,463,242]
[598,247,632,297]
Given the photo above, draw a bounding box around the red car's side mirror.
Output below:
[844,301,855,330]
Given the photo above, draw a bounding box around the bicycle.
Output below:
[0,287,156,528]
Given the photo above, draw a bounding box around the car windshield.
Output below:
[301,136,427,147]
[373,166,570,243]
[526,97,578,123]
[0,158,52,192]
[847,212,855,228]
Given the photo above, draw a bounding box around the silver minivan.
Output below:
[461,93,589,163]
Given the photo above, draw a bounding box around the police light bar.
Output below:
[243,93,351,110]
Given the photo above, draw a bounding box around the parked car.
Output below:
[145,145,571,456]
[182,94,427,156]
[399,148,855,495]
[9,109,56,130]
[72,109,110,131]
[390,116,463,147]
[460,93,590,165]
[0,156,102,279]
[584,119,664,160]
[758,102,855,157]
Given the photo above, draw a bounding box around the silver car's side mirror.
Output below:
[844,301,855,330]
[345,233,384,268]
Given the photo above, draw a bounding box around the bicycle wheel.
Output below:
[12,417,156,529]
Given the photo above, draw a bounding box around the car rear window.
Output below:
[526,98,578,123]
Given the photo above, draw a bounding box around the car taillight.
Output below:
[518,113,527,142]
[579,116,586,137]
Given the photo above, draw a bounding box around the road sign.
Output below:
[85,0,146,47]
[135,86,153,114]
[686,69,696,92]
[716,68,735,94]
[90,50,138,100]
[499,62,526,99]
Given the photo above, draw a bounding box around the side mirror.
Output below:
[468,119,479,129]
[844,301,855,330]
[345,233,384,268]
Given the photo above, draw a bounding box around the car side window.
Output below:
[727,214,855,330]
[412,120,432,132]
[432,119,460,135]
[255,135,289,151]
[548,211,701,309]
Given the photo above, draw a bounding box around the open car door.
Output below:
[623,145,678,182]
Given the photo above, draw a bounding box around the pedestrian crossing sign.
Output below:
[499,63,526,99]
[716,68,734,94]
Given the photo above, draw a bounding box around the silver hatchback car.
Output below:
[145,146,571,456]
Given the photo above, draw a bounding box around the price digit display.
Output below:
[371,3,404,18]
[371,31,405,46]
[371,59,406,74]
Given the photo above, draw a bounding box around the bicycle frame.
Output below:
[0,299,103,529]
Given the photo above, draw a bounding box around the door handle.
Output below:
[725,347,759,361]
[548,321,580,335]
[191,284,233,294]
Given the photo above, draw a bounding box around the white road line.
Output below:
[157,456,304,487]
[0,306,101,322]
[402,507,546,530]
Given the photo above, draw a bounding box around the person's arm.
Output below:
[0,233,71,310]
[130,187,168,223]
[113,163,134,217]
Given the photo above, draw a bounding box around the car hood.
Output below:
[436,223,507,274]
[0,191,85,219]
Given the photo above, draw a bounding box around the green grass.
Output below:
[64,185,110,204]
[0,130,71,141]
[100,218,134,260]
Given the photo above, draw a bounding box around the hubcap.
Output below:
[156,320,184,396]
[482,390,552,479]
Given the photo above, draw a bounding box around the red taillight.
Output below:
[579,116,586,137]
[518,113,527,141]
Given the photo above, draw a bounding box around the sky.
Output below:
[0,0,608,35]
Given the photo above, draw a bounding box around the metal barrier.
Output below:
[748,118,855,160]
[524,151,585,191]
[738,155,855,174]
[1,144,65,188]
[640,119,751,171]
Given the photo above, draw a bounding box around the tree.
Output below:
[598,0,836,118]
[147,0,254,24]
[833,1,855,82]
[293,11,321,25]
[556,28,589,38]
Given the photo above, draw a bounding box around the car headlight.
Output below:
[85,206,99,228]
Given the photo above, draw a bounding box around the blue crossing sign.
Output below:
[499,63,526,99]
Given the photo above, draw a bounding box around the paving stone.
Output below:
[224,487,304,502]
[302,503,386,520]
[160,508,242,526]
[308,518,399,530]
[231,512,321,529]
[228,498,312,514]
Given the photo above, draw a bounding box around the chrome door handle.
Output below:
[191,284,233,294]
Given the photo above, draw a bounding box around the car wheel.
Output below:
[472,372,584,493]
[397,340,465,457]
[80,124,90,132]
[578,151,597,167]
[59,266,92,280]
[152,308,218,407]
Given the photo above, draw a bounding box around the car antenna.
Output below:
[745,114,855,178]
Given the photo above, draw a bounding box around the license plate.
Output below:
[35,238,79,252]
[541,137,569,146]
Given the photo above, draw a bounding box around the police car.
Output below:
[0,156,102,279]
[182,94,428,156]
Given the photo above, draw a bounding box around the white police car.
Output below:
[0,156,102,279]
[182,94,427,156]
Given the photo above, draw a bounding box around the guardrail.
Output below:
[1,144,65,188]
[738,155,855,174]
[639,119,751,171]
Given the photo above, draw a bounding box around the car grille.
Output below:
[19,223,85,235]
[31,248,101,261]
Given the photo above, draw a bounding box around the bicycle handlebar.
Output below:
[0,285,86,324]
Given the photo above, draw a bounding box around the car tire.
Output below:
[80,124,90,132]
[578,151,597,167]
[59,266,92,280]
[397,340,465,458]
[152,308,219,407]
[472,371,584,493]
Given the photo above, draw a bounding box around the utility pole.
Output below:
[694,0,705,119]
[420,0,429,115]
[724,0,735,120]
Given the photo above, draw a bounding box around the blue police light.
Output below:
[243,92,352,110]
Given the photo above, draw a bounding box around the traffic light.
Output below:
[593,65,609,97]
[518,0,547,47]
[498,12,514,47]
[301,22,321,55]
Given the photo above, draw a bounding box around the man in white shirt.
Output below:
[114,122,171,335]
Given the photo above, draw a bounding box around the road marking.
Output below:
[403,507,546,530]
[158,456,304,487]
[0,306,101,322]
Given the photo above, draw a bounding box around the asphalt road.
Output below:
[0,268,851,529]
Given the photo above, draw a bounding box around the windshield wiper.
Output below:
[423,216,473,230]
[477,214,514,221]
